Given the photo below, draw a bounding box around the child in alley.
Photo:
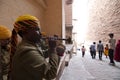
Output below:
[81,46,86,57]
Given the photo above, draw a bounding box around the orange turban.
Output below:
[14,14,40,33]
[0,25,11,39]
[11,14,40,56]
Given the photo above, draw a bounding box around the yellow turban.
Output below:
[41,32,46,36]
[11,15,40,55]
[0,25,11,39]
[15,14,38,23]
[14,14,40,32]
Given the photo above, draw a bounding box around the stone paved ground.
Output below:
[60,50,120,80]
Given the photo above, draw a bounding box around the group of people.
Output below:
[89,33,120,66]
[0,14,66,80]
[90,40,104,60]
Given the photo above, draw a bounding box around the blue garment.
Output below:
[90,44,96,51]
[97,43,104,51]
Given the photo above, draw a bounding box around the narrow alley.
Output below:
[60,50,120,80]
[1,0,120,80]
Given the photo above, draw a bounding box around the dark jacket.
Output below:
[11,40,59,80]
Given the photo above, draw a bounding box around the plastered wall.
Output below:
[0,0,63,38]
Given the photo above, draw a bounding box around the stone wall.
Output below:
[65,0,72,25]
[65,0,73,39]
[87,0,120,44]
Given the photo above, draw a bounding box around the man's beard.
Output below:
[27,35,41,43]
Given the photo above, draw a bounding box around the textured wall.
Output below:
[65,0,73,38]
[87,0,120,44]
[65,1,72,25]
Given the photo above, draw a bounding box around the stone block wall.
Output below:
[87,0,120,44]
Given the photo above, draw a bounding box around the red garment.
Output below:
[114,40,120,62]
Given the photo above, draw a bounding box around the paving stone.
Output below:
[60,51,120,80]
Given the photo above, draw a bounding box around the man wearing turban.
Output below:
[0,25,11,80]
[10,14,62,80]
[40,32,49,58]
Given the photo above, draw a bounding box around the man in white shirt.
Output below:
[108,33,116,65]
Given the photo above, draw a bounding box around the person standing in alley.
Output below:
[114,39,120,62]
[97,40,104,60]
[90,42,96,59]
[81,46,86,57]
[108,33,116,65]
[0,25,12,80]
[104,44,109,58]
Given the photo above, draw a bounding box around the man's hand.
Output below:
[48,37,57,49]
[56,45,65,56]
